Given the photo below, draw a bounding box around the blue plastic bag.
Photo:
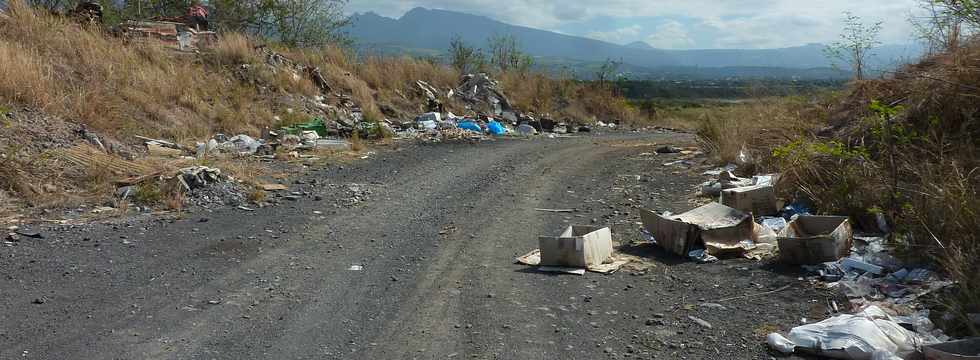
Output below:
[486,121,506,135]
[458,121,482,133]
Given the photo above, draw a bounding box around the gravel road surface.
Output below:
[0,133,828,359]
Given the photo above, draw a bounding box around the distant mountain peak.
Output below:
[402,7,429,18]
[626,41,654,50]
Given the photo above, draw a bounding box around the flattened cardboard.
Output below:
[538,226,613,268]
[777,216,853,265]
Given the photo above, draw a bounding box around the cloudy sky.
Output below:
[346,0,923,49]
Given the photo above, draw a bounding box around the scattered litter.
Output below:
[487,120,506,135]
[517,227,631,275]
[174,166,223,192]
[703,164,738,176]
[314,139,352,151]
[767,333,796,354]
[539,226,613,268]
[454,73,512,115]
[760,217,788,232]
[688,249,718,263]
[688,316,713,329]
[534,208,576,213]
[640,203,754,258]
[721,183,777,216]
[517,124,538,136]
[841,257,885,275]
[13,229,42,239]
[457,120,482,133]
[778,216,853,265]
[146,142,184,157]
[259,184,289,191]
[663,160,693,167]
[768,305,925,360]
[537,266,587,275]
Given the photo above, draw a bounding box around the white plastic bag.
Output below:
[781,306,922,359]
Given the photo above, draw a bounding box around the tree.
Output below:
[264,0,350,47]
[930,0,980,28]
[594,58,622,86]
[911,1,964,53]
[487,34,532,74]
[824,12,883,80]
[447,35,484,74]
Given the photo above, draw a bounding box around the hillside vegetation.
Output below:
[0,1,638,211]
[669,39,980,333]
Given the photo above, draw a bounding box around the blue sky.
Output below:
[346,0,923,49]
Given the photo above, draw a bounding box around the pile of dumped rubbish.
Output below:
[388,109,597,142]
[383,72,612,142]
[630,163,972,360]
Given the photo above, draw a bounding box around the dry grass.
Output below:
[0,1,283,140]
[683,40,980,334]
[655,97,830,165]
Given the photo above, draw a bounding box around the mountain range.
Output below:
[345,7,923,80]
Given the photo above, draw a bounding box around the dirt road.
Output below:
[0,133,827,359]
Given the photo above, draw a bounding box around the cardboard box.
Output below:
[721,184,778,216]
[538,226,613,268]
[777,216,853,265]
[640,202,754,257]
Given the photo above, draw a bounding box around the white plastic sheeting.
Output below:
[768,306,923,360]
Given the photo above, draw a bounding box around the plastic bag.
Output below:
[776,306,922,359]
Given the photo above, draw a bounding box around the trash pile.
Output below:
[115,20,217,51]
[453,73,513,115]
[139,120,354,161]
[637,163,966,359]
[115,166,248,208]
[385,73,610,142]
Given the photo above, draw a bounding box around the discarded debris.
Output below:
[146,142,184,157]
[688,249,718,263]
[688,316,713,329]
[721,183,777,216]
[259,184,289,191]
[171,166,224,192]
[14,229,42,239]
[778,216,853,265]
[539,226,613,268]
[517,124,538,136]
[517,226,630,275]
[639,202,754,258]
[454,73,512,115]
[840,257,884,275]
[516,248,630,275]
[534,208,577,213]
[767,305,925,360]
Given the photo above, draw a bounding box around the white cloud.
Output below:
[645,21,695,49]
[347,0,921,49]
[586,25,642,44]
